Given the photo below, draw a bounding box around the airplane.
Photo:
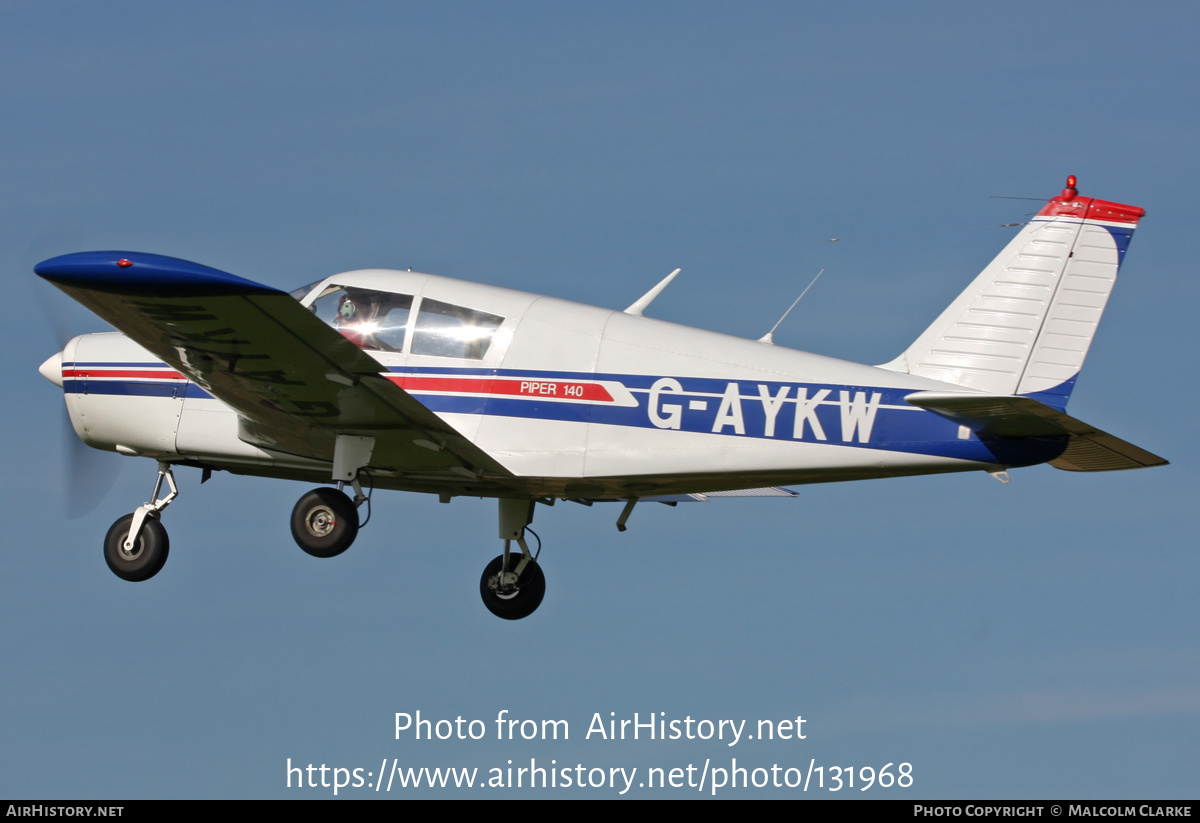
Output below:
[36,176,1166,620]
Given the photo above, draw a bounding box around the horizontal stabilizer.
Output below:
[905,392,1168,472]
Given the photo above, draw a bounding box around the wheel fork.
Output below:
[496,537,534,592]
[124,462,178,552]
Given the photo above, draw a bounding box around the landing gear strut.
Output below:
[103,462,177,582]
[480,499,545,620]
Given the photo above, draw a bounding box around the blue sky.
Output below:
[3,1,1197,798]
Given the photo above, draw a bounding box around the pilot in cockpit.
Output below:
[334,291,380,349]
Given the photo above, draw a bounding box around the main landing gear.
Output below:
[289,433,373,558]
[290,481,366,558]
[103,462,176,582]
[480,499,545,620]
[102,461,548,622]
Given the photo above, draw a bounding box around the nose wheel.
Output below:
[102,462,177,582]
[104,513,169,581]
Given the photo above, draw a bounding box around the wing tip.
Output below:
[36,251,279,296]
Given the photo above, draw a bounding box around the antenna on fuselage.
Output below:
[758,268,825,345]
[624,268,681,316]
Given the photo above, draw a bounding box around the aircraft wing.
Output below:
[37,251,512,482]
[905,391,1168,472]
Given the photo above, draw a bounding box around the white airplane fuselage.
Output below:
[54,266,1040,501]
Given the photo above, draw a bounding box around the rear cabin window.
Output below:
[411,299,504,360]
[310,286,503,360]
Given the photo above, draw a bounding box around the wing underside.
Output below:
[37,251,512,488]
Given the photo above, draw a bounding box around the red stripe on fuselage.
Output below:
[387,375,613,402]
[60,367,614,402]
[62,368,186,380]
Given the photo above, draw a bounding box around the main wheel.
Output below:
[104,514,170,582]
[291,488,359,558]
[480,553,545,620]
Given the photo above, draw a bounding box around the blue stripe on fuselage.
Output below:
[62,379,210,399]
[60,363,1068,467]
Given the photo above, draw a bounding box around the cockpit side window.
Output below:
[310,285,414,352]
[411,299,504,360]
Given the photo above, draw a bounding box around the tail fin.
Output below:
[881,177,1144,408]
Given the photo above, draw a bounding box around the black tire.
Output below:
[479,553,545,620]
[104,514,170,582]
[291,488,358,558]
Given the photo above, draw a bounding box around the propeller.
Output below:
[33,258,124,519]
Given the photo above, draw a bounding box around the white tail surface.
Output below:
[882,179,1144,403]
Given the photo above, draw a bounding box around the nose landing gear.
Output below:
[102,462,177,582]
[104,513,169,581]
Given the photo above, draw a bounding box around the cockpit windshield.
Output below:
[307,284,503,359]
[310,285,413,352]
[289,279,324,302]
